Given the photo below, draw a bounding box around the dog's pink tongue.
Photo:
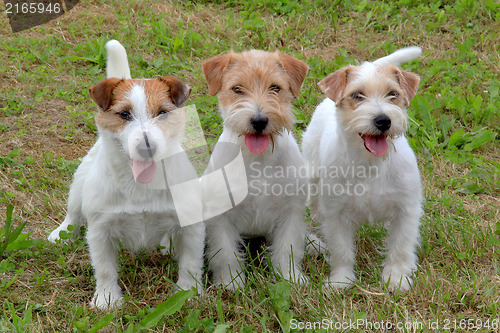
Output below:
[245,134,269,154]
[132,160,157,184]
[364,135,388,156]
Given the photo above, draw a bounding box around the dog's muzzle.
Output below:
[373,115,391,132]
[130,131,158,184]
[250,114,269,133]
[137,140,156,159]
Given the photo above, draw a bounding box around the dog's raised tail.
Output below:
[373,46,422,67]
[105,40,131,79]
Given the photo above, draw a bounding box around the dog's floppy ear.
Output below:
[89,78,123,111]
[395,69,420,105]
[278,52,309,98]
[202,52,234,96]
[318,66,352,104]
[158,76,192,107]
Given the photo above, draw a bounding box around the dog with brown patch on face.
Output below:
[48,40,205,309]
[202,50,309,290]
[301,47,423,292]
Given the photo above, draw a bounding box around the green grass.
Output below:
[0,0,499,332]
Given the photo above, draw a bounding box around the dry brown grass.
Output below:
[0,0,498,331]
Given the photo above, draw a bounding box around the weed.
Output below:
[0,0,498,331]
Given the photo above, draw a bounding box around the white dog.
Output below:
[201,50,310,290]
[48,40,205,309]
[302,47,422,291]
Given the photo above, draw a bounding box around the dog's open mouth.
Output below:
[132,160,157,184]
[245,134,269,154]
[360,134,389,157]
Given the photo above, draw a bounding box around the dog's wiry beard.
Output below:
[224,100,294,136]
[343,104,408,139]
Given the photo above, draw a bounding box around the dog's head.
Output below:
[202,50,308,154]
[89,77,191,183]
[318,62,419,157]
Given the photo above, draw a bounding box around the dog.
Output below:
[301,47,422,291]
[202,50,310,290]
[48,40,205,309]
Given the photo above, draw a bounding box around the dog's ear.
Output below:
[89,78,123,111]
[395,69,420,105]
[278,52,309,98]
[202,52,234,96]
[158,76,192,107]
[318,67,353,104]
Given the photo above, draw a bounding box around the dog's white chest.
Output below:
[107,211,178,251]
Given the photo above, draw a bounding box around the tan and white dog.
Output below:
[202,50,309,290]
[302,47,422,291]
[48,40,205,309]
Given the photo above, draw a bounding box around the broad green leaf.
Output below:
[447,129,465,148]
[413,95,433,127]
[216,295,225,323]
[135,288,195,331]
[6,222,27,245]
[214,324,230,333]
[456,182,484,194]
[464,130,496,151]
[90,313,115,333]
[6,239,40,251]
[470,95,482,112]
[268,282,294,333]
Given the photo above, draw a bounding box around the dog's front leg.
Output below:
[382,209,420,292]
[87,222,122,310]
[269,211,308,284]
[173,223,205,292]
[48,147,96,243]
[322,213,357,288]
[206,216,245,291]
[48,176,86,243]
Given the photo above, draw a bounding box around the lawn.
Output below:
[0,0,498,332]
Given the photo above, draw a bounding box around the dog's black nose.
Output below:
[137,140,156,159]
[250,114,269,133]
[374,115,391,132]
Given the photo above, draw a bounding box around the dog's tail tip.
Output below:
[105,39,132,80]
[105,39,122,49]
[374,46,422,67]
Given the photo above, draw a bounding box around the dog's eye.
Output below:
[118,110,132,121]
[158,109,169,116]
[269,85,281,93]
[351,92,365,101]
[387,91,399,99]
[232,85,244,94]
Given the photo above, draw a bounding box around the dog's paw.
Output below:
[306,234,327,257]
[382,270,412,292]
[294,271,310,285]
[47,229,62,243]
[175,278,203,294]
[282,268,309,285]
[159,235,172,256]
[48,225,77,243]
[325,270,356,289]
[213,270,245,292]
[90,289,123,310]
[48,227,73,243]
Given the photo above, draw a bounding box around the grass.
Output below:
[0,0,499,331]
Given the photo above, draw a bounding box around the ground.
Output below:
[0,0,498,332]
